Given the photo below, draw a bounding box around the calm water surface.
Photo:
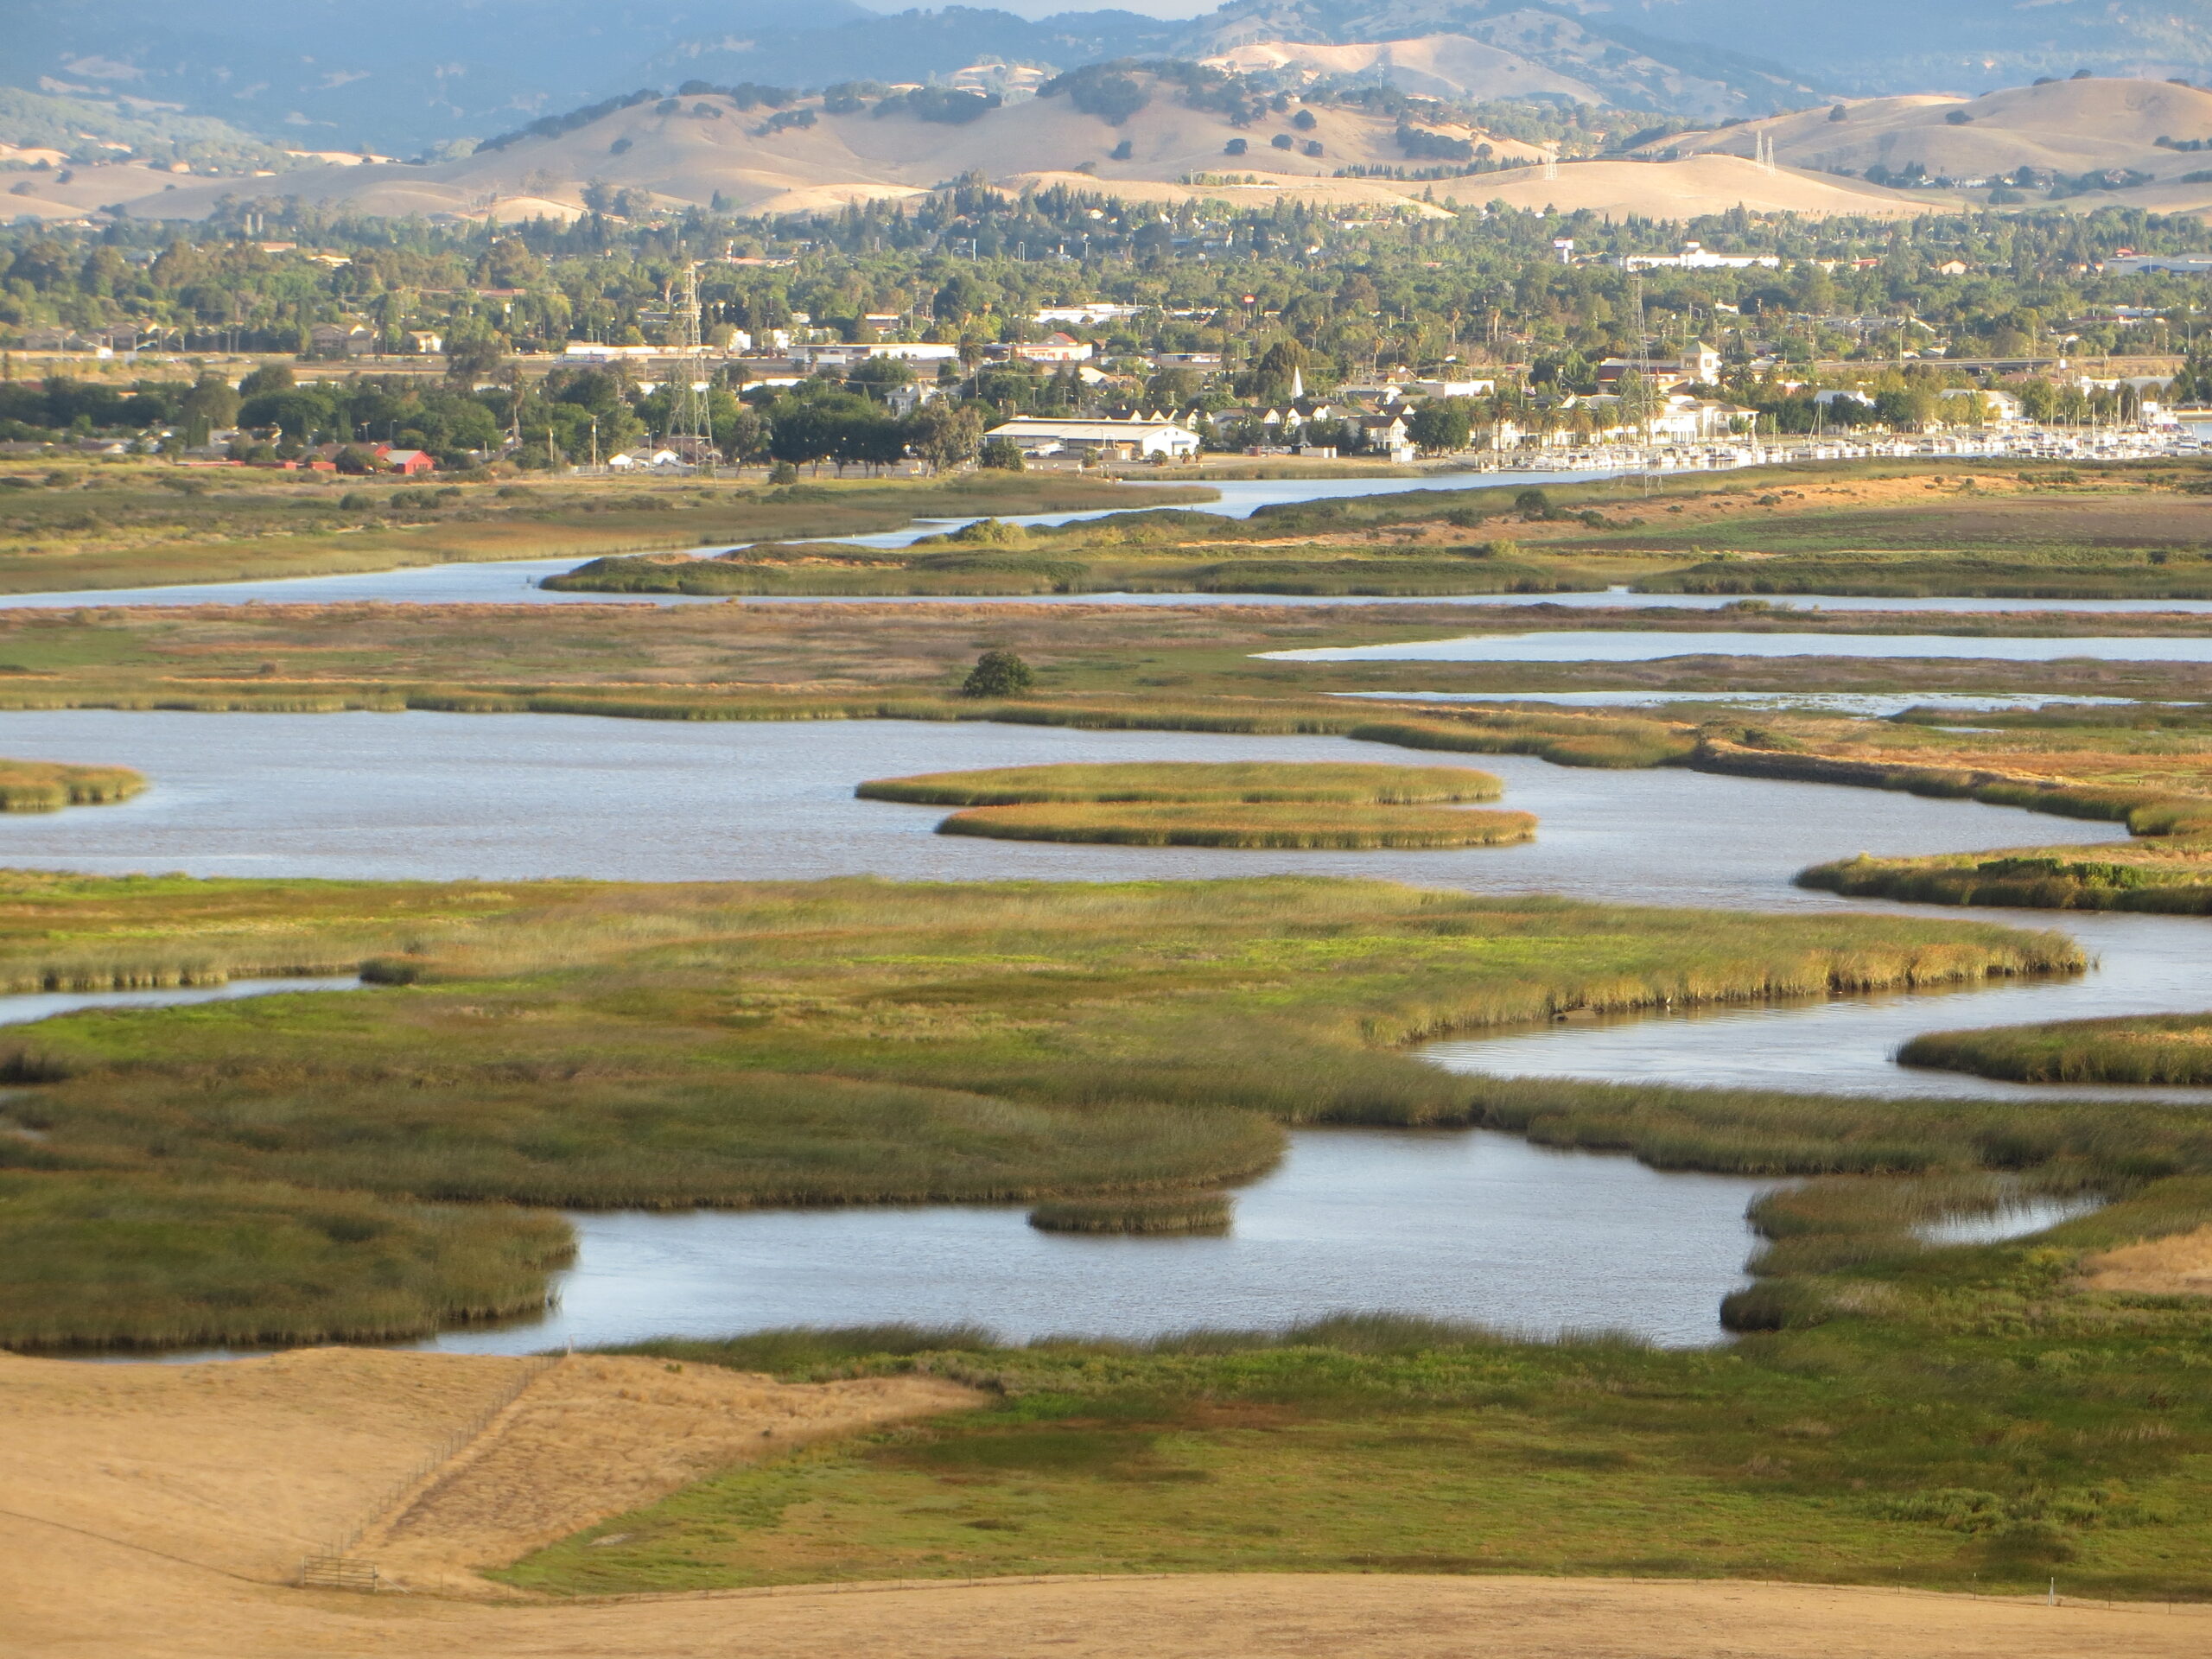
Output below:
[1272,631,2212,664]
[420,1130,1776,1352]
[1,710,2175,1348]
[0,468,1618,612]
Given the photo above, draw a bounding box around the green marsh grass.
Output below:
[937,801,1538,849]
[1900,1014,2212,1084]
[1638,552,2212,601]
[1027,1190,1232,1233]
[1799,843,2212,914]
[0,872,2080,1345]
[0,1169,570,1350]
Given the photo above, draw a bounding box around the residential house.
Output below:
[1356,411,1414,461]
[309,321,375,357]
[1012,332,1095,364]
[383,448,436,475]
[1596,342,1720,391]
[882,382,943,416]
[1937,388,2025,423]
[1649,395,1755,442]
[1406,378,1497,399]
[404,330,445,354]
[983,414,1199,461]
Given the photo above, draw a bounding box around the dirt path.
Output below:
[6,1346,2210,1659]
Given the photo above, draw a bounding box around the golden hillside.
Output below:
[116,78,1536,224]
[1471,154,1941,220]
[1201,35,1602,104]
[1641,75,2212,196]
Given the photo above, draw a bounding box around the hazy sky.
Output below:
[849,0,1223,17]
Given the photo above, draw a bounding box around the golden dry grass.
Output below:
[2078,1225,2212,1297]
[936,800,1538,849]
[856,761,1505,807]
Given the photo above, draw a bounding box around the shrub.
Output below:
[961,650,1034,697]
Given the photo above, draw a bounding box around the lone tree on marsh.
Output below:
[963,650,1034,697]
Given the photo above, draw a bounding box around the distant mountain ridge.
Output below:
[8,0,2212,154]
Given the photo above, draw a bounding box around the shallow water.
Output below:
[0,709,2177,1349]
[0,467,1618,612]
[1336,691,2162,716]
[1270,630,2212,664]
[0,976,358,1027]
[422,1130,1777,1353]
[1917,1197,2107,1247]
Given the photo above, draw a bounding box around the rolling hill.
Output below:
[102,75,1535,223]
[1638,76,2212,195]
[1199,33,1605,104]
[63,76,1942,228]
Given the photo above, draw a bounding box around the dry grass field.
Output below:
[4,1344,2209,1659]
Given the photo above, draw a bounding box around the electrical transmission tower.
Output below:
[670,262,714,472]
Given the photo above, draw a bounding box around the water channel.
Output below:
[1272,631,2212,664]
[1,709,2196,1351]
[15,457,2212,616]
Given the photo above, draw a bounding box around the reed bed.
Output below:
[0,1169,571,1350]
[868,760,1530,850]
[938,801,1538,849]
[1639,553,2212,601]
[1800,844,2212,914]
[1027,1190,1233,1233]
[1900,1014,2212,1084]
[856,761,1505,807]
[0,759,145,812]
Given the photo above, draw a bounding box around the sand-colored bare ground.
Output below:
[2081,1224,2212,1294]
[0,1347,977,1595]
[9,1535,2212,1659]
[360,1353,980,1593]
[6,1346,2210,1659]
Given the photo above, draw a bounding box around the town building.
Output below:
[983,414,1200,461]
[309,321,375,357]
[1011,332,1096,364]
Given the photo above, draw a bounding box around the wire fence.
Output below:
[295,1351,563,1592]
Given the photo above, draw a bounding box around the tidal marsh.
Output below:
[1027,1191,1232,1233]
[0,870,2077,1347]
[937,801,1538,849]
[1901,1014,2212,1085]
[866,760,1533,849]
[855,761,1506,807]
[0,758,143,811]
